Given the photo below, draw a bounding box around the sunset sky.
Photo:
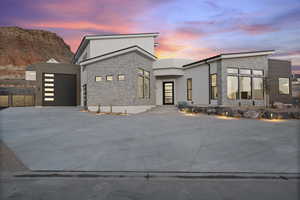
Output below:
[1,0,300,72]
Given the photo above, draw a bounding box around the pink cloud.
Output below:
[238,24,277,35]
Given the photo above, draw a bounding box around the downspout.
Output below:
[206,60,211,105]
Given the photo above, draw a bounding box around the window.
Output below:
[279,78,290,95]
[44,83,54,87]
[106,75,113,81]
[44,74,54,77]
[240,69,251,75]
[253,70,263,76]
[144,75,150,99]
[240,76,252,99]
[44,78,54,82]
[253,77,264,100]
[227,68,238,74]
[227,68,264,100]
[210,74,217,100]
[118,74,125,81]
[137,68,150,98]
[187,78,192,101]
[227,76,238,99]
[45,88,54,92]
[44,93,54,97]
[95,76,102,82]
[44,98,54,101]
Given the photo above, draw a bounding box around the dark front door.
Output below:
[163,82,174,105]
[43,73,76,106]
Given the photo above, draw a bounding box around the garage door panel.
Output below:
[43,73,76,106]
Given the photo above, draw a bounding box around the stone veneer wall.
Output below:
[220,55,269,107]
[85,51,155,106]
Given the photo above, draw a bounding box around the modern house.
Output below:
[1,32,294,110]
[71,32,293,113]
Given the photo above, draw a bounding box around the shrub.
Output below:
[177,101,188,110]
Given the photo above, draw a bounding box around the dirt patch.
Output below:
[0,140,29,172]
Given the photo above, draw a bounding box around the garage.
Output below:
[43,73,77,106]
[26,60,80,106]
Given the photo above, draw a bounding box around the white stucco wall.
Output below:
[182,65,209,105]
[77,43,90,64]
[155,77,179,105]
[90,37,155,57]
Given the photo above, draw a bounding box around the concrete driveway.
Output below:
[0,107,299,172]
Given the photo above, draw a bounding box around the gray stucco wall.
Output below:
[220,55,268,107]
[85,51,155,106]
[268,59,292,104]
[27,63,81,106]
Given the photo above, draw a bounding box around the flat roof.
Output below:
[183,50,275,68]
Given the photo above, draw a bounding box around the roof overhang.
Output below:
[73,32,159,63]
[183,50,275,69]
[80,45,156,66]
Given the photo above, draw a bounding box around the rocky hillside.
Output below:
[0,26,74,79]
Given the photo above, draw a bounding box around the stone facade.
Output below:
[220,55,268,107]
[84,51,155,107]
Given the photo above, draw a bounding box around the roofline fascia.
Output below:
[80,45,156,65]
[183,50,275,69]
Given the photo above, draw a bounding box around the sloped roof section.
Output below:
[73,32,159,63]
[80,45,157,65]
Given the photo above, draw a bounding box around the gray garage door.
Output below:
[43,73,76,106]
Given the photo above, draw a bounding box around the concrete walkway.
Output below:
[0,107,299,172]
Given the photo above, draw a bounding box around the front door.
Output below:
[163,82,174,105]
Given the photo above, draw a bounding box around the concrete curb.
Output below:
[10,171,300,180]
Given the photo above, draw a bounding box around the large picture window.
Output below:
[187,78,192,101]
[137,68,150,98]
[227,76,238,99]
[253,77,264,99]
[227,67,264,101]
[279,78,290,95]
[210,74,217,100]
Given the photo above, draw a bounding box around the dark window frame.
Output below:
[252,77,264,100]
[239,75,252,100]
[187,78,192,101]
[137,68,150,99]
[278,77,290,95]
[210,74,218,100]
[227,75,239,100]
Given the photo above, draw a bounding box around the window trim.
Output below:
[252,77,264,100]
[227,75,239,100]
[278,77,290,95]
[187,78,192,101]
[210,73,218,100]
[137,68,150,99]
[239,76,252,100]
